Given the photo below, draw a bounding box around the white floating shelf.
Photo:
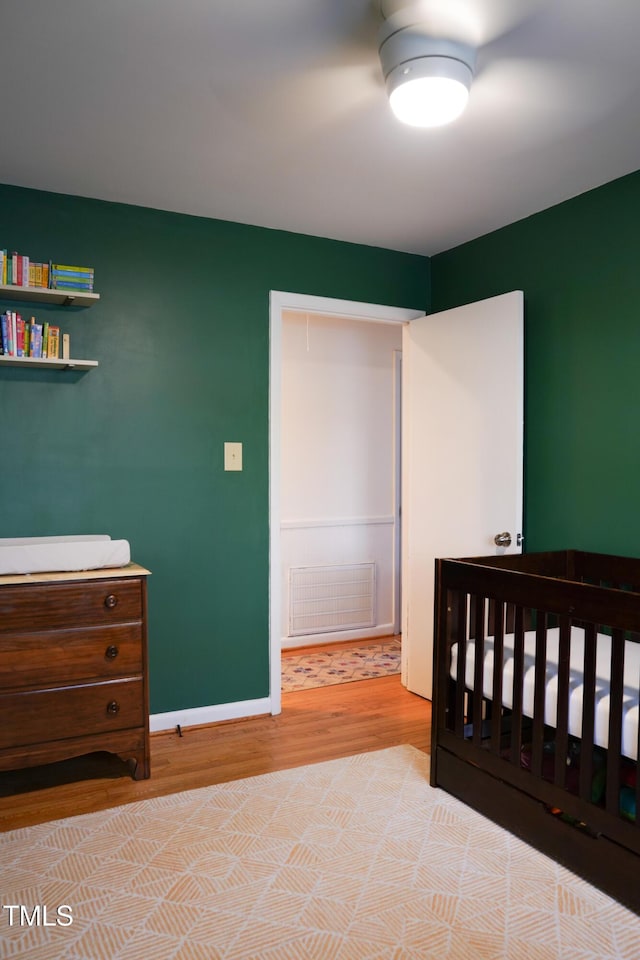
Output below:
[0,356,98,371]
[0,284,100,308]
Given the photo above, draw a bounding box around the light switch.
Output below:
[224,442,243,471]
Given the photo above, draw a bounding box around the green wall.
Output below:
[430,169,640,556]
[0,184,428,714]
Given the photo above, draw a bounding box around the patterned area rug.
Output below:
[281,638,401,692]
[2,745,638,959]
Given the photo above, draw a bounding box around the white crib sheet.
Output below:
[450,626,640,760]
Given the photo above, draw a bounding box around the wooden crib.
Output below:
[431,550,640,913]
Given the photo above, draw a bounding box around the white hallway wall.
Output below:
[281,310,402,647]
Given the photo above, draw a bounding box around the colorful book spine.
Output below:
[30,322,43,359]
[49,263,94,291]
[1,313,9,355]
[0,310,67,360]
[26,261,49,288]
[50,264,95,276]
[0,253,94,288]
[49,272,94,282]
[50,279,94,291]
[16,316,25,357]
[50,276,94,285]
[1,252,95,291]
[48,326,60,359]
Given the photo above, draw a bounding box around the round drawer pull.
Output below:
[105,644,119,660]
[106,700,120,716]
[104,594,118,610]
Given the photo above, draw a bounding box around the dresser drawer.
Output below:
[0,578,142,632]
[0,623,142,689]
[0,678,144,749]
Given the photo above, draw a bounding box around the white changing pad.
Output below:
[450,627,640,760]
[0,535,131,575]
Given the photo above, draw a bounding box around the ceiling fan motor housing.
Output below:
[379,16,476,101]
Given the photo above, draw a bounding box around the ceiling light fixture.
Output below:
[378,15,476,128]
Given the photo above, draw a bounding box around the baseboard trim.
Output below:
[150,697,273,733]
[281,624,397,650]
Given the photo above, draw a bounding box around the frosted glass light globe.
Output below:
[378,20,476,131]
[389,74,470,127]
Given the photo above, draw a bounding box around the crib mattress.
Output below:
[450,626,640,760]
[0,535,131,575]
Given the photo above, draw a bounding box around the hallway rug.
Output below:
[2,745,638,959]
[281,638,401,692]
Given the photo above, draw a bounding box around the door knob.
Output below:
[494,531,512,547]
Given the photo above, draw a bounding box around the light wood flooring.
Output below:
[0,673,430,831]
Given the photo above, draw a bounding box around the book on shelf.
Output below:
[29,320,43,358]
[1,250,96,291]
[0,312,9,354]
[50,263,94,277]
[0,312,64,360]
[7,253,29,288]
[50,278,94,291]
[49,263,94,292]
[48,325,60,359]
[16,315,25,356]
[0,251,52,289]
[27,261,50,288]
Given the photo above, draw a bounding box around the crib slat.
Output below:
[472,595,485,747]
[605,628,624,815]
[530,612,548,778]
[635,670,640,829]
[454,591,467,738]
[490,600,505,754]
[510,605,525,765]
[554,616,571,788]
[579,622,597,802]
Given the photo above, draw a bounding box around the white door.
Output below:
[401,290,524,698]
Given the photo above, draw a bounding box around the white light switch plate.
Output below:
[224,442,243,471]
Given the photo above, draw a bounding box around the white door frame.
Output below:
[392,348,403,641]
[269,291,424,715]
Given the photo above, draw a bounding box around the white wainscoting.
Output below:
[281,515,397,649]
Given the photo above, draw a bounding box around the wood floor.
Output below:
[0,674,430,831]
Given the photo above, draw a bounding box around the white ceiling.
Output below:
[3,0,640,256]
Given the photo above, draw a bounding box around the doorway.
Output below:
[269,291,424,715]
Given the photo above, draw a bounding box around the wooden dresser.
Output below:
[0,563,151,780]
